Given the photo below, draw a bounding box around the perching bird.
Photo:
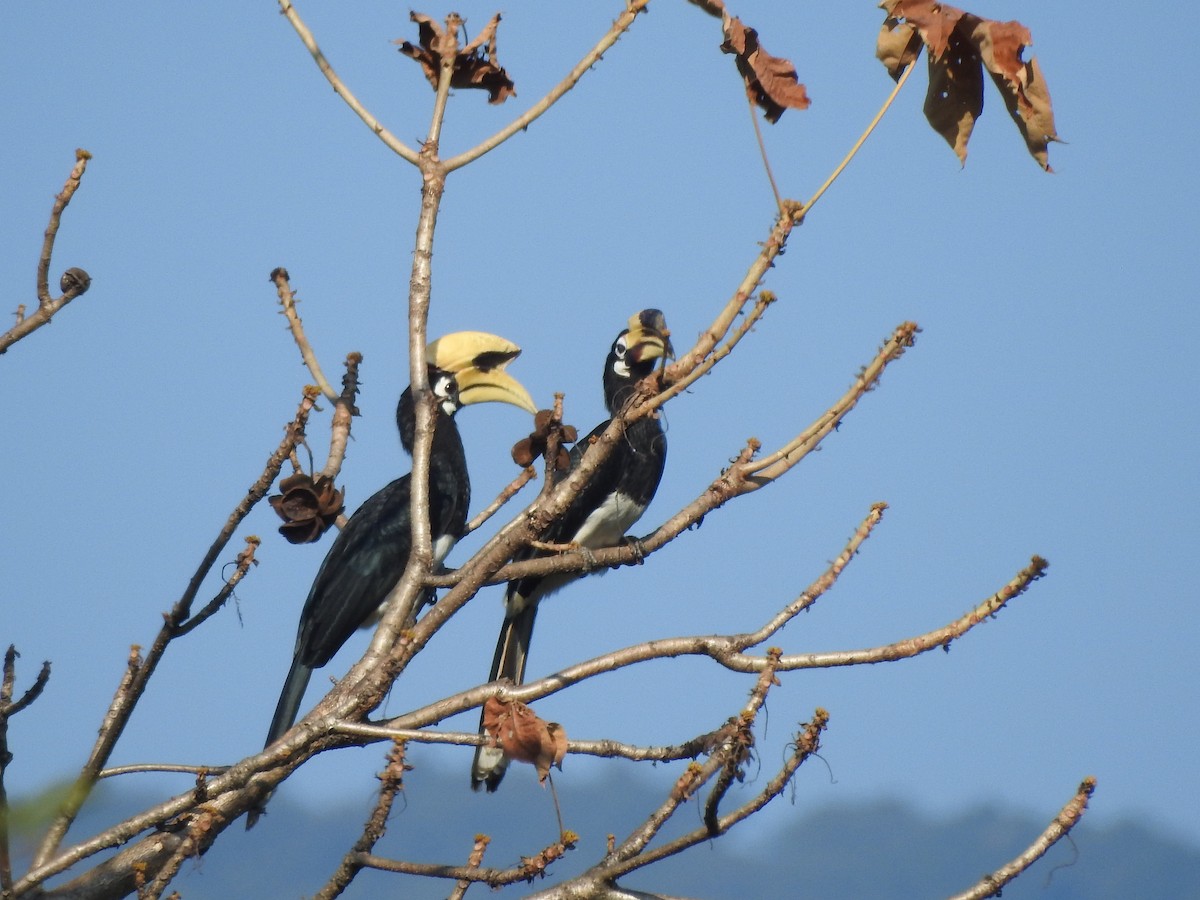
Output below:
[252,332,536,826]
[471,310,672,791]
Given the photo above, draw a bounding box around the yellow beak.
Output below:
[426,331,538,414]
[624,309,674,364]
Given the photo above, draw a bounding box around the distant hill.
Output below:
[13,768,1200,898]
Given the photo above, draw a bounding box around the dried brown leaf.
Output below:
[969,18,1059,171]
[923,24,983,165]
[876,19,922,79]
[877,1,1059,169]
[395,11,515,104]
[720,15,810,123]
[481,696,566,784]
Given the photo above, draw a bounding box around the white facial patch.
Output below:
[433,373,458,416]
[612,335,631,379]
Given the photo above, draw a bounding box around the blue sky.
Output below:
[3,0,1197,869]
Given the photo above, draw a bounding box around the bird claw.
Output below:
[623,535,647,565]
[575,544,600,571]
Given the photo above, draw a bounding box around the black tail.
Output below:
[246,656,313,829]
[470,602,537,791]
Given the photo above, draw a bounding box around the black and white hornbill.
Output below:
[470,310,672,791]
[254,332,536,822]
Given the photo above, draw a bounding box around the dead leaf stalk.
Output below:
[799,57,917,219]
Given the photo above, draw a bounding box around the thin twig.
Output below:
[1,647,52,896]
[432,321,909,596]
[702,650,780,835]
[599,710,828,881]
[321,351,363,482]
[462,465,536,536]
[29,388,320,871]
[946,777,1097,900]
[276,0,419,164]
[96,764,229,780]
[1,150,92,355]
[444,1,650,171]
[383,548,1043,739]
[314,741,409,900]
[357,832,576,886]
[271,266,338,401]
[332,718,727,765]
[448,835,490,900]
[138,805,225,900]
[173,536,261,637]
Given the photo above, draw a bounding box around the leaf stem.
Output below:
[799,58,917,217]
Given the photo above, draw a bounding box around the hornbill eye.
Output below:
[432,372,459,415]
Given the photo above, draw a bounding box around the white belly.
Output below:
[570,491,646,549]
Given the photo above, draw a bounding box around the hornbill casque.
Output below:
[251,331,536,827]
[471,310,672,791]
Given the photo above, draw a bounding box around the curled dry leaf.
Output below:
[395,12,515,104]
[720,14,810,123]
[481,695,568,784]
[877,0,1059,170]
[511,408,577,470]
[269,472,345,544]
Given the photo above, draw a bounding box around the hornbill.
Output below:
[471,310,672,791]
[252,331,536,825]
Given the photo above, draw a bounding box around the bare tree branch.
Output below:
[445,1,650,171]
[462,465,536,536]
[313,741,409,900]
[276,0,420,164]
[1,647,52,896]
[1,150,92,355]
[597,709,829,882]
[271,266,339,401]
[447,834,491,900]
[28,387,321,873]
[320,351,363,485]
[946,777,1097,900]
[172,536,261,637]
[357,832,577,887]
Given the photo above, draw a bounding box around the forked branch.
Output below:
[1,150,93,355]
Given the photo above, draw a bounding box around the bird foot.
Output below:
[575,544,600,571]
[623,535,647,565]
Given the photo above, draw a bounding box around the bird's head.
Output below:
[397,331,537,451]
[425,330,538,417]
[603,309,673,413]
